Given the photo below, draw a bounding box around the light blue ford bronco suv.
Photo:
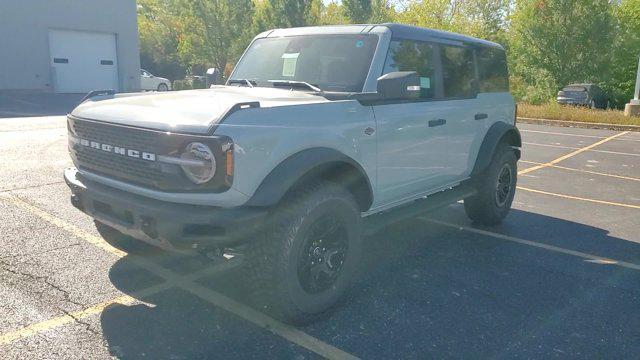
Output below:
[64,24,521,324]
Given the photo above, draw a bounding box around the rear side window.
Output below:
[441,45,475,98]
[476,47,509,92]
[383,40,437,99]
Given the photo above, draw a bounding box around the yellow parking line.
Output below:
[519,131,629,175]
[1,295,141,346]
[524,142,640,158]
[3,194,126,258]
[0,261,238,346]
[424,218,640,271]
[523,142,579,150]
[517,186,640,210]
[520,129,608,139]
[587,148,640,158]
[520,128,640,142]
[520,160,640,182]
[0,194,358,360]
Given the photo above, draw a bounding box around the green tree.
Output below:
[343,0,372,23]
[176,0,254,77]
[318,2,350,24]
[342,0,393,23]
[608,0,640,105]
[137,0,186,80]
[369,0,395,23]
[254,0,315,29]
[509,0,615,95]
[395,0,509,42]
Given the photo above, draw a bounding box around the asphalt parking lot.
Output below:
[1,116,639,359]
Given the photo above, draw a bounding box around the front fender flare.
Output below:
[245,148,373,209]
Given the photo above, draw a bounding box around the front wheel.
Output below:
[157,83,169,91]
[464,144,517,225]
[244,181,362,324]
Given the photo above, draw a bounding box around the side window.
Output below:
[476,47,509,92]
[441,45,475,98]
[382,40,437,99]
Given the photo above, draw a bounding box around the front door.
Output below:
[374,100,454,205]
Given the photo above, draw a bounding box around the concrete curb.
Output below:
[517,117,640,132]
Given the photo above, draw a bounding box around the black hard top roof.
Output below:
[382,23,504,49]
[262,23,504,50]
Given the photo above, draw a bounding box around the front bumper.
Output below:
[64,167,268,252]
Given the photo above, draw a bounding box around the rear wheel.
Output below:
[464,144,517,225]
[244,181,362,324]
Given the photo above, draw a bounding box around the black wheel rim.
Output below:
[495,164,513,208]
[297,214,348,294]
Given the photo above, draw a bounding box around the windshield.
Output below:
[230,34,379,92]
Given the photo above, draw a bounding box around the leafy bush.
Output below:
[518,102,640,125]
[172,80,191,91]
[172,77,208,91]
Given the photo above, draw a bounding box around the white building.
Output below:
[0,0,141,93]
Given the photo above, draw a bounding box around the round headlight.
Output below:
[180,142,216,184]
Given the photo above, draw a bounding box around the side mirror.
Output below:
[376,71,421,100]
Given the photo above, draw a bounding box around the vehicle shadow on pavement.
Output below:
[99,205,640,359]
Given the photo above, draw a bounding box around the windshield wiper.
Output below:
[228,79,256,88]
[268,80,322,93]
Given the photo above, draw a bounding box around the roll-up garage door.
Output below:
[49,29,119,93]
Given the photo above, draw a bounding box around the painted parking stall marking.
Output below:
[0,193,359,360]
[519,131,630,176]
[422,218,640,271]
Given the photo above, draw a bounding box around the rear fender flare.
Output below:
[472,122,521,176]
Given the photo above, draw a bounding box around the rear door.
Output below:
[437,44,484,181]
[473,46,513,158]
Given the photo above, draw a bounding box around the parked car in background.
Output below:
[140,69,171,91]
[557,83,608,109]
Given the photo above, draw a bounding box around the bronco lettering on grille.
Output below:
[79,138,156,162]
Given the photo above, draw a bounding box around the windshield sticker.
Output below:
[281,53,300,77]
[356,40,364,48]
[420,77,431,89]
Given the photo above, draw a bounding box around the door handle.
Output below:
[475,113,488,120]
[428,119,446,127]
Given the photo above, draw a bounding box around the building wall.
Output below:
[0,0,140,92]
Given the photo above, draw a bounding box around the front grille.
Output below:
[68,116,233,193]
[72,119,159,153]
[70,118,164,188]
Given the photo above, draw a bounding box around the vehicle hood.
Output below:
[70,86,329,134]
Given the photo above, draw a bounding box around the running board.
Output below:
[363,184,477,236]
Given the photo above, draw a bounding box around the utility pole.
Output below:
[624,55,640,116]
